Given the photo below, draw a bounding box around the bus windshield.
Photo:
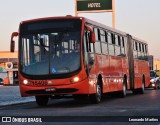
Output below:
[20,19,81,76]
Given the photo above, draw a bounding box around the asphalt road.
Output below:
[0,86,160,125]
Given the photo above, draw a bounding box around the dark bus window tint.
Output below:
[141,44,144,52]
[118,36,121,46]
[135,42,138,50]
[137,42,141,59]
[111,33,115,44]
[139,43,141,52]
[105,31,108,42]
[121,37,125,47]
[97,28,101,41]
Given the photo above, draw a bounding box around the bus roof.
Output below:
[21,15,126,35]
[83,17,127,36]
[83,17,148,44]
[20,15,81,24]
[20,15,147,44]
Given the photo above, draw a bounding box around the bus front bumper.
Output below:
[20,78,97,97]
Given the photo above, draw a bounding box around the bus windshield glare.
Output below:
[20,19,81,76]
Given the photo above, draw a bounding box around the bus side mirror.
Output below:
[86,26,95,43]
[10,32,18,52]
[11,40,15,52]
[90,32,95,43]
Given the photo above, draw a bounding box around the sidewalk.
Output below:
[0,86,34,106]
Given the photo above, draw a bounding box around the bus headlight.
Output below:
[70,77,80,83]
[23,80,29,85]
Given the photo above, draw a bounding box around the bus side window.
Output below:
[94,27,101,54]
[100,29,106,42]
[83,30,91,66]
[94,27,99,41]
[115,35,121,56]
[111,33,115,44]
[144,44,148,61]
[137,42,142,59]
[83,30,89,67]
[141,44,145,60]
[120,36,126,56]
[108,32,115,56]
[97,28,101,41]
[101,30,108,54]
[134,41,138,59]
[133,41,137,59]
[84,27,95,67]
[105,31,108,43]
[84,30,94,53]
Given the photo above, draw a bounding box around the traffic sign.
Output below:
[77,0,112,12]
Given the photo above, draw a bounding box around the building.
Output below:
[148,55,160,71]
[0,51,18,85]
[154,58,160,71]
[148,55,154,70]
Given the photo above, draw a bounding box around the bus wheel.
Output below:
[133,80,145,94]
[90,80,102,104]
[35,96,49,106]
[119,78,127,98]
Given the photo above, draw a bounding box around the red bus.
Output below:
[10,15,150,106]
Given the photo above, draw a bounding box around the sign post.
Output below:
[75,0,115,28]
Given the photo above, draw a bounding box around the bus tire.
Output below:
[90,80,102,104]
[35,96,49,106]
[133,79,145,94]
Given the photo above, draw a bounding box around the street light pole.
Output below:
[75,0,78,16]
[112,0,115,28]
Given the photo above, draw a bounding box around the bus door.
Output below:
[83,26,95,75]
[126,34,134,90]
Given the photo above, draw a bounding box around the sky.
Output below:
[0,0,160,58]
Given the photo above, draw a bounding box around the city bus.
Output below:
[10,15,150,106]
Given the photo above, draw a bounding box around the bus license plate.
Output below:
[45,88,56,92]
